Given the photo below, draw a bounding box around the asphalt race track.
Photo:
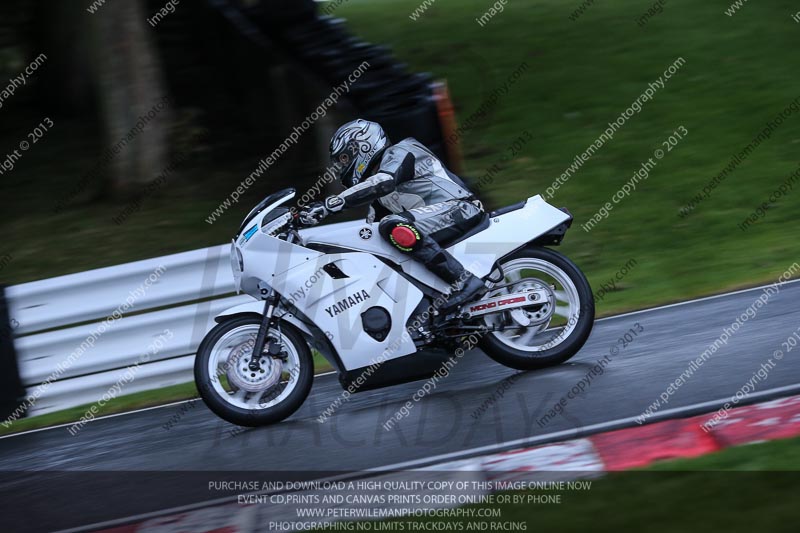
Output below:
[2,281,799,532]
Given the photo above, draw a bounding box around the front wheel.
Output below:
[194,316,314,426]
[479,247,595,370]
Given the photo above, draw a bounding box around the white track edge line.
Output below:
[5,278,798,440]
[0,371,338,440]
[594,277,800,322]
[370,382,800,472]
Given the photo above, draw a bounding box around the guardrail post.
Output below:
[0,286,26,421]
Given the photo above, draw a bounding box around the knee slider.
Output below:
[384,222,421,252]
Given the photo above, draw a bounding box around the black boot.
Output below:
[411,237,486,311]
[442,273,487,311]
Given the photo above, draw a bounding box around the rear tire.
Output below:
[479,247,594,370]
[194,316,314,427]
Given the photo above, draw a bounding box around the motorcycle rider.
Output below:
[298,119,487,310]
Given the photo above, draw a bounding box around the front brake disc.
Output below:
[226,341,282,392]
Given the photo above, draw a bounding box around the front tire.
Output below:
[194,316,314,427]
[479,247,595,370]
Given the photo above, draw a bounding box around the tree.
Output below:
[91,0,171,198]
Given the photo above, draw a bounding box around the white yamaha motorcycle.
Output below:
[195,188,595,426]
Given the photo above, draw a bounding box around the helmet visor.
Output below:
[330,143,360,187]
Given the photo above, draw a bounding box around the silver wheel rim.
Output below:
[206,324,301,410]
[484,258,582,354]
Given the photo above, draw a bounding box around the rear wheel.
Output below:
[479,247,594,370]
[194,316,313,426]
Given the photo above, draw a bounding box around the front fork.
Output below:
[248,233,297,371]
[248,285,283,371]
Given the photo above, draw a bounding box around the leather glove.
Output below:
[298,196,345,226]
[298,202,328,226]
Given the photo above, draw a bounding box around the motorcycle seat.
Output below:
[489,200,527,217]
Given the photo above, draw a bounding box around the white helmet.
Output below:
[329,119,389,188]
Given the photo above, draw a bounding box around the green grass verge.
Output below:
[2,0,797,320]
[333,0,800,315]
[0,353,332,436]
[0,381,198,436]
[319,436,800,532]
[646,433,800,471]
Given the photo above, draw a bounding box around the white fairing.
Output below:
[228,197,423,370]
[302,195,571,278]
[219,193,569,371]
[451,195,571,277]
[302,221,453,293]
[274,252,423,369]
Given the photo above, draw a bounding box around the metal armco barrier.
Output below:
[0,286,25,420]
[6,245,249,416]
[4,219,364,417]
